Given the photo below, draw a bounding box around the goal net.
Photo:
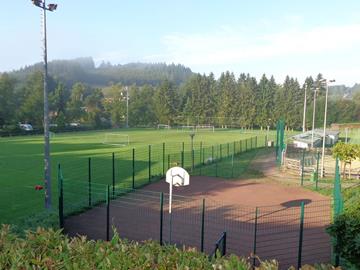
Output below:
[195,125,215,132]
[181,125,195,131]
[157,124,171,129]
[103,133,130,146]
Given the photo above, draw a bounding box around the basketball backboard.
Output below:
[166,167,189,186]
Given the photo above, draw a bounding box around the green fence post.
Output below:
[112,152,115,197]
[106,185,110,241]
[88,157,92,207]
[231,153,234,178]
[202,147,205,165]
[132,148,135,189]
[233,141,236,156]
[160,192,164,245]
[220,144,222,160]
[227,142,230,157]
[181,151,184,168]
[252,207,259,268]
[191,146,194,171]
[297,202,305,270]
[315,151,320,190]
[240,140,242,153]
[167,154,170,170]
[212,146,214,163]
[58,163,64,229]
[148,145,152,183]
[182,142,185,152]
[245,139,248,151]
[301,149,305,186]
[200,198,205,252]
[333,157,343,267]
[162,143,165,176]
[215,155,218,177]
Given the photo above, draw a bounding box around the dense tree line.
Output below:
[1,70,360,132]
[9,58,194,88]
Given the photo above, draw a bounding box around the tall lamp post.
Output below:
[302,84,307,133]
[125,86,129,128]
[311,87,319,148]
[320,78,335,178]
[31,0,57,209]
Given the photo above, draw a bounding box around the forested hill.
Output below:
[329,84,360,99]
[8,57,194,87]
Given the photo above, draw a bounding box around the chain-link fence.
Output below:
[57,135,341,269]
[61,176,334,269]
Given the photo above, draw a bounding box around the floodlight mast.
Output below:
[302,84,307,132]
[311,87,319,148]
[319,79,335,178]
[31,0,57,209]
[126,86,129,128]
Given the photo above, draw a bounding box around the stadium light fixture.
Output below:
[31,0,57,209]
[319,79,335,178]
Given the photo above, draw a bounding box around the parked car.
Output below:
[69,122,80,127]
[19,123,33,131]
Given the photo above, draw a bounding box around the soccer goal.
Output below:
[103,133,130,146]
[181,125,195,131]
[157,124,171,129]
[195,125,215,132]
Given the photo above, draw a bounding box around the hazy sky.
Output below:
[1,0,360,86]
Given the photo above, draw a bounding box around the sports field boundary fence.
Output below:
[57,135,345,269]
[58,136,263,194]
[59,175,339,270]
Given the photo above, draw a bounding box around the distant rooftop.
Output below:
[292,129,340,144]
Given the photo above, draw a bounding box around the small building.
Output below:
[292,129,340,149]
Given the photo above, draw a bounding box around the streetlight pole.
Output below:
[311,87,319,148]
[302,84,307,133]
[320,79,335,178]
[31,0,57,209]
[125,86,129,128]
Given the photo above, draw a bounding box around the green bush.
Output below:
[0,225,252,270]
[0,226,339,270]
[327,203,360,269]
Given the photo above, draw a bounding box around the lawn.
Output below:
[0,128,283,223]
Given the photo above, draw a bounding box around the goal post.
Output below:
[195,125,215,132]
[103,133,130,146]
[181,125,195,131]
[157,124,171,129]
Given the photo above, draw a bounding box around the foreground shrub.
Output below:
[0,225,338,270]
[0,225,251,269]
[327,202,360,269]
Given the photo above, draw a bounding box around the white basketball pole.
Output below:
[168,175,173,244]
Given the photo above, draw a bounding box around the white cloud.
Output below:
[156,24,360,65]
[145,23,360,86]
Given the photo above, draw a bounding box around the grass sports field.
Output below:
[0,128,284,223]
